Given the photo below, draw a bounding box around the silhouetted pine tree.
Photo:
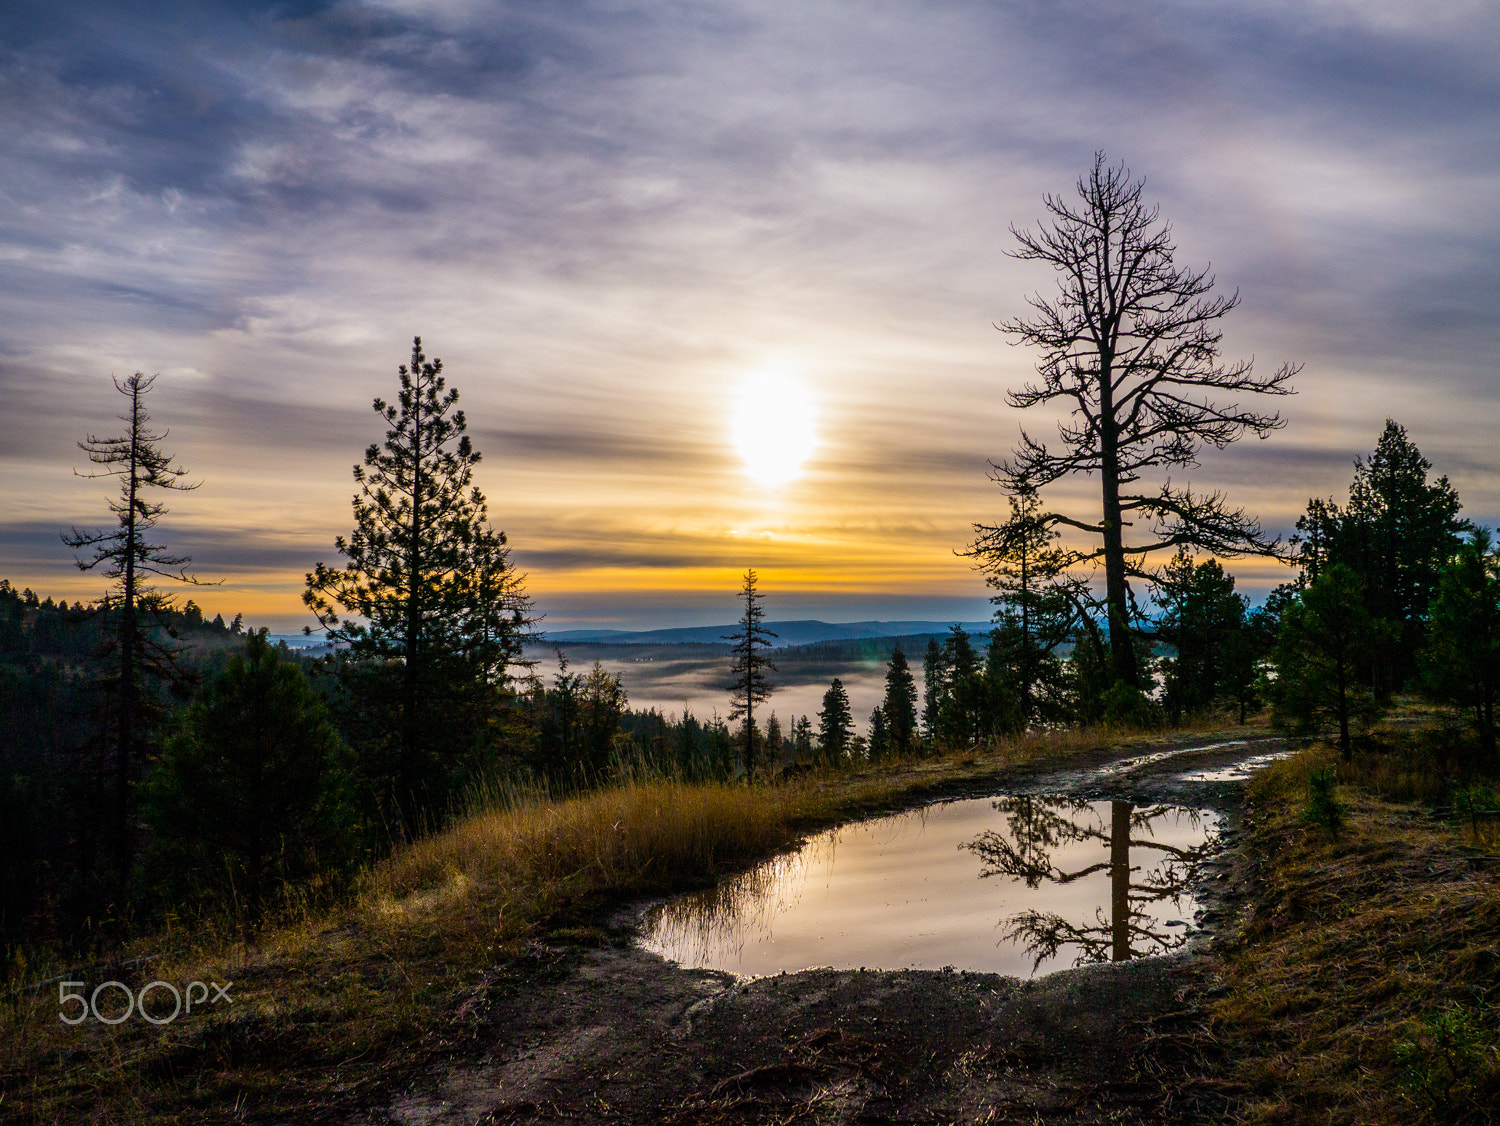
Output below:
[142,631,356,924]
[1272,564,1387,759]
[938,626,983,748]
[791,715,814,763]
[724,569,777,781]
[867,706,890,760]
[530,652,581,781]
[992,155,1297,688]
[1420,530,1500,760]
[1294,421,1466,690]
[969,490,1078,726]
[63,372,205,888]
[921,637,946,745]
[764,712,784,766]
[1153,550,1250,723]
[882,646,919,755]
[981,631,1023,740]
[578,662,628,781]
[818,678,854,767]
[673,708,705,777]
[305,338,534,826]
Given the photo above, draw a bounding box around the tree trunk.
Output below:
[1110,800,1132,962]
[1099,386,1139,688]
[1335,662,1352,761]
[403,389,424,825]
[745,633,756,784]
[1019,547,1033,721]
[115,383,143,885]
[1480,696,1496,762]
[248,694,265,925]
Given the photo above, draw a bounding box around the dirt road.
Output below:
[355,737,1280,1125]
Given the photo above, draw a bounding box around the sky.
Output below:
[2,0,1497,632]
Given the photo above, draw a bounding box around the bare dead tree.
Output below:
[965,796,1216,969]
[64,372,205,883]
[987,154,1299,687]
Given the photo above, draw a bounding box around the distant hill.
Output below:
[539,619,996,648]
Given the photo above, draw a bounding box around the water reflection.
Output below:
[1176,749,1293,783]
[640,846,821,969]
[965,798,1218,970]
[639,796,1220,978]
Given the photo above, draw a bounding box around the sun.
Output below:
[730,372,818,488]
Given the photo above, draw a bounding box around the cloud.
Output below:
[2,0,1498,626]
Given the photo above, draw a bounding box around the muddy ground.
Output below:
[353,737,1282,1125]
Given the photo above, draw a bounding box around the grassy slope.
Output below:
[19,715,1494,1125]
[2,724,1218,1124]
[1201,730,1500,1124]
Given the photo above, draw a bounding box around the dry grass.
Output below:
[1203,737,1500,1125]
[0,779,831,1124]
[378,778,810,901]
[0,719,1244,1124]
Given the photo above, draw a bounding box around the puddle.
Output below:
[1176,749,1294,783]
[1069,741,1249,785]
[639,796,1221,978]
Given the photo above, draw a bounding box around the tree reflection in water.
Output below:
[964,797,1219,970]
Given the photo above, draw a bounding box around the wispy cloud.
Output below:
[2,0,1497,627]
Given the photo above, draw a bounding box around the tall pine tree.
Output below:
[1292,421,1466,690]
[1421,530,1500,760]
[1153,550,1249,723]
[64,372,205,886]
[724,569,777,781]
[305,338,533,825]
[881,646,919,755]
[1343,422,1465,687]
[1272,564,1387,759]
[992,155,1297,688]
[818,679,854,767]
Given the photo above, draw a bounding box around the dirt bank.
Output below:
[352,737,1281,1125]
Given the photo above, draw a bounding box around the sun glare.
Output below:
[730,372,818,488]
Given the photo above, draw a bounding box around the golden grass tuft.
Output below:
[377,778,812,902]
